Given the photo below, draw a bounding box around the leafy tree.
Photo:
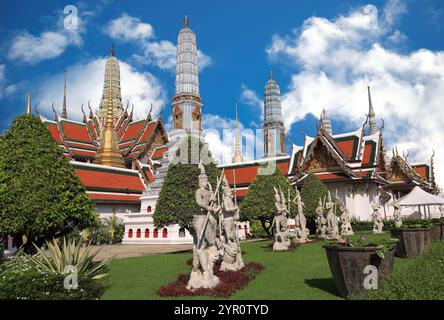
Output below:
[240,165,296,237]
[0,115,97,253]
[154,135,220,232]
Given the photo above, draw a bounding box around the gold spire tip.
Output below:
[26,92,31,115]
[184,15,189,28]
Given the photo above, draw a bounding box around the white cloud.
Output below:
[6,6,86,65]
[202,114,263,164]
[104,13,154,41]
[240,84,264,123]
[240,84,263,109]
[7,30,81,64]
[34,58,166,122]
[141,40,176,70]
[105,13,212,71]
[266,0,444,186]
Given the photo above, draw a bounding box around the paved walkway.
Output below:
[91,244,193,261]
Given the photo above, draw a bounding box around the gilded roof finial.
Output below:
[26,92,31,115]
[184,15,189,28]
[62,69,68,119]
[94,56,124,167]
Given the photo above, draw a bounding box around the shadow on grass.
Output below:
[304,278,340,297]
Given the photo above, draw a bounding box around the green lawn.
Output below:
[102,232,409,300]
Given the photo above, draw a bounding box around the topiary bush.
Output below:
[240,165,296,237]
[0,115,97,253]
[299,173,340,234]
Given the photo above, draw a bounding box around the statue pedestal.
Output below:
[186,270,220,290]
[273,238,290,251]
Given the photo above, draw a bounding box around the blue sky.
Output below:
[0,0,443,181]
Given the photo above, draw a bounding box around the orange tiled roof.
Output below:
[136,121,157,144]
[46,122,62,142]
[120,120,146,143]
[222,157,290,187]
[59,120,93,143]
[362,141,377,166]
[71,162,146,193]
[152,146,169,160]
[412,165,430,181]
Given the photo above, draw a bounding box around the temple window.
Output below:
[145,228,150,238]
[154,229,158,238]
[136,229,141,238]
[128,229,133,238]
[162,228,168,238]
[179,228,185,238]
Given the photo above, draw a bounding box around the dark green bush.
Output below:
[355,240,444,300]
[0,256,107,300]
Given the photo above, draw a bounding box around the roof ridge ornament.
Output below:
[81,104,87,123]
[184,15,189,28]
[34,103,40,115]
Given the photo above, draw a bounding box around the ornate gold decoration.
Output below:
[94,59,125,168]
[306,143,340,173]
[26,92,31,115]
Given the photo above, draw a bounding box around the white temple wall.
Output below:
[94,203,140,221]
[325,182,379,221]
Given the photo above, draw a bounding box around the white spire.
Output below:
[175,16,199,96]
[172,16,202,132]
[232,103,243,163]
[320,109,332,135]
[368,86,377,135]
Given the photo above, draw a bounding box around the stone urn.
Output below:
[390,228,433,258]
[323,245,396,299]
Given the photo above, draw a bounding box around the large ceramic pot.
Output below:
[390,228,432,258]
[323,245,396,299]
[432,223,443,242]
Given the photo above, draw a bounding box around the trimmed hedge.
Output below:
[354,240,444,300]
[0,256,107,300]
[350,218,435,232]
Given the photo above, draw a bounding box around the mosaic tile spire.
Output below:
[264,71,286,157]
[172,15,202,131]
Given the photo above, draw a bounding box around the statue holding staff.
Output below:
[187,161,223,290]
[220,176,244,271]
[271,187,290,251]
